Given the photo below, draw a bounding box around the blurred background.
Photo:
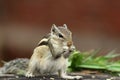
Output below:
[0,0,120,65]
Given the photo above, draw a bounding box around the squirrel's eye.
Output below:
[58,34,64,38]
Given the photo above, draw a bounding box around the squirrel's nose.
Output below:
[67,41,72,47]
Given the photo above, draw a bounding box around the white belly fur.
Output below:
[38,55,67,74]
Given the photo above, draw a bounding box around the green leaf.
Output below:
[78,64,105,69]
[83,49,101,62]
[106,63,120,72]
[68,49,120,75]
[105,50,120,58]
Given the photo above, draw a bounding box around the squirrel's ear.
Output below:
[63,24,67,29]
[51,24,59,33]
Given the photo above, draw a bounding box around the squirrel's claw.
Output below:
[25,72,34,77]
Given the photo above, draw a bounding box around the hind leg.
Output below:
[58,64,82,79]
[25,59,37,77]
[59,69,82,79]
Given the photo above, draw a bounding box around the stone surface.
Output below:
[0,73,119,80]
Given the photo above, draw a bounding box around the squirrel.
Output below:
[25,24,82,79]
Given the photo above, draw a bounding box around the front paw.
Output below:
[25,72,35,77]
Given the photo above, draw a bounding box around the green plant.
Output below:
[68,49,120,76]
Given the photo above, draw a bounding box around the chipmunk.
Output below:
[25,24,82,79]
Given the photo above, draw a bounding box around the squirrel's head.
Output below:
[50,24,75,52]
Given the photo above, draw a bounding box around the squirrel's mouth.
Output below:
[62,50,73,58]
[54,50,72,59]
